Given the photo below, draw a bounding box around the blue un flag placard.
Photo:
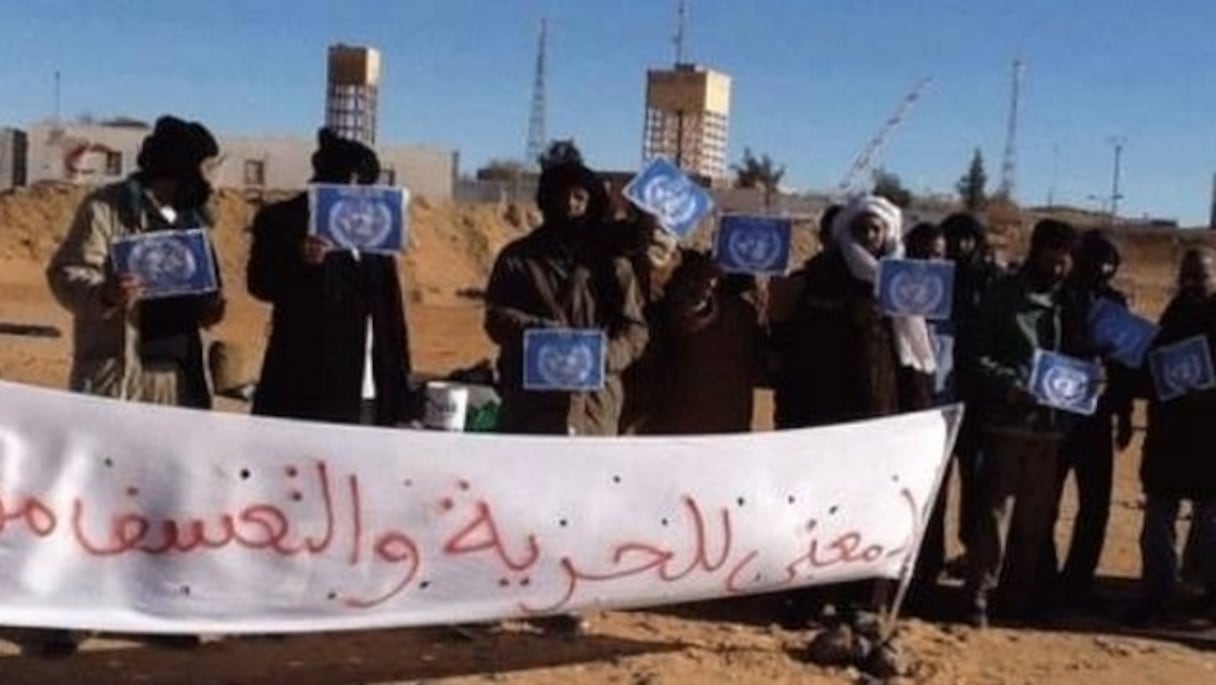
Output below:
[1149,335,1216,402]
[623,158,714,240]
[1089,297,1158,369]
[110,228,218,300]
[876,258,956,320]
[714,215,792,275]
[1029,350,1102,416]
[523,328,606,392]
[308,183,408,254]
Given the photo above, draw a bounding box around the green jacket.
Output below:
[974,270,1071,436]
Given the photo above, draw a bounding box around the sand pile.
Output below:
[0,183,536,306]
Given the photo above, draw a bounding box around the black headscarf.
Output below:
[534,160,609,227]
[137,116,218,180]
[311,128,381,185]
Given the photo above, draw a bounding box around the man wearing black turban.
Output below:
[247,128,415,426]
[484,145,648,436]
[38,114,222,657]
[47,114,224,408]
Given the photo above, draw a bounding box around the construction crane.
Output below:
[836,77,933,196]
[997,59,1024,200]
[524,19,548,168]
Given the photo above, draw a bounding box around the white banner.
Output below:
[0,381,957,634]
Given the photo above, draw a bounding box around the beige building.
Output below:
[22,120,456,200]
[326,44,380,146]
[642,64,731,182]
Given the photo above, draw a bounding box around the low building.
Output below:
[20,120,456,199]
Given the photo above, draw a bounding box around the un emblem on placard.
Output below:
[889,268,945,315]
[129,236,198,287]
[329,197,393,248]
[725,224,782,272]
[537,341,596,388]
[1043,365,1089,405]
[1163,354,1204,393]
[641,174,701,231]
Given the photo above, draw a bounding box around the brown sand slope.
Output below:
[1,186,1214,683]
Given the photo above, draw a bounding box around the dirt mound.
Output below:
[0,183,536,306]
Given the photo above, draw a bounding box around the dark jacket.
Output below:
[247,194,413,426]
[1064,284,1135,444]
[772,249,925,429]
[484,223,649,435]
[974,270,1080,436]
[624,251,761,435]
[1140,291,1216,499]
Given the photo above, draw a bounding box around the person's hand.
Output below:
[301,236,331,265]
[199,295,226,329]
[102,273,143,312]
[1116,413,1134,451]
[1006,384,1038,406]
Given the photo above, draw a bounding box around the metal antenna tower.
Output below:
[836,77,933,194]
[674,0,688,64]
[1108,136,1126,224]
[525,19,548,167]
[998,59,1024,199]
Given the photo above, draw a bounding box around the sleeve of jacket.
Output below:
[247,205,309,303]
[974,279,1024,401]
[46,194,114,316]
[483,248,552,346]
[604,257,650,374]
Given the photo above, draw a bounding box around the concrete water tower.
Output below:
[325,44,381,145]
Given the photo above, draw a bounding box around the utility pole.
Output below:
[1108,136,1126,225]
[1047,143,1058,207]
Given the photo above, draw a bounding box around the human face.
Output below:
[948,234,976,260]
[928,236,947,260]
[1179,252,1216,297]
[850,213,887,256]
[565,186,591,221]
[1032,246,1073,286]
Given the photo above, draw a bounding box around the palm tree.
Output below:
[732,148,786,209]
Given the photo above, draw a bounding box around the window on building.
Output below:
[104,151,122,176]
[243,159,265,186]
[379,168,396,186]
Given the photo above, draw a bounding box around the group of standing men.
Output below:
[34,119,1216,655]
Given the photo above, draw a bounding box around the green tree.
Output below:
[732,147,786,208]
[955,148,988,212]
[871,168,913,208]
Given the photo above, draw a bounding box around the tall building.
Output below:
[325,44,381,145]
[642,64,731,182]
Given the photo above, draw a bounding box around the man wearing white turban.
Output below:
[769,195,934,429]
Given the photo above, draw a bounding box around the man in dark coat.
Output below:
[966,219,1080,627]
[1133,247,1216,623]
[483,155,648,436]
[771,195,933,429]
[1041,230,1134,607]
[248,128,414,426]
[939,213,1002,562]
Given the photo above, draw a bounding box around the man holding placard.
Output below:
[1040,231,1137,608]
[1133,247,1216,623]
[966,219,1081,627]
[247,128,414,427]
[47,115,224,409]
[484,148,648,436]
[40,115,222,656]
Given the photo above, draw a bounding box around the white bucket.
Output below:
[423,382,469,431]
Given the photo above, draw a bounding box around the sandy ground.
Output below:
[1,189,1215,683]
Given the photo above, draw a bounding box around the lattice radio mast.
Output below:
[998,59,1024,200]
[525,19,548,167]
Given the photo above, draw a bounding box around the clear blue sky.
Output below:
[1,1,1214,225]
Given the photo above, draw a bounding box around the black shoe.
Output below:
[142,634,202,650]
[17,630,79,659]
[968,597,989,629]
[1125,601,1165,628]
[535,614,588,637]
